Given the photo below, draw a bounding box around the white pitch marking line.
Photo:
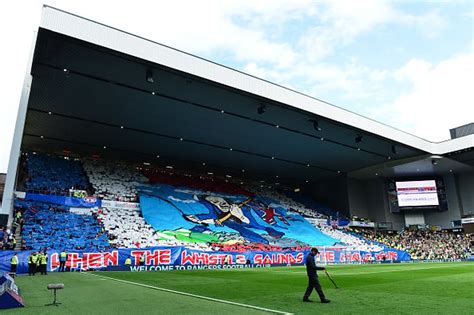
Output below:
[84,272,293,315]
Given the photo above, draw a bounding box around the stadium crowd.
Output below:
[352,228,471,260]
[1,226,16,250]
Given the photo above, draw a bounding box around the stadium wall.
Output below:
[424,174,463,228]
[348,178,405,230]
[457,172,474,216]
[349,174,470,230]
[347,178,370,219]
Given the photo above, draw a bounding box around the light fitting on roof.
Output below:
[257,104,266,114]
[309,119,322,131]
[146,69,154,83]
[391,145,397,155]
[355,135,363,143]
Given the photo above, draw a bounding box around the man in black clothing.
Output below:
[303,248,330,303]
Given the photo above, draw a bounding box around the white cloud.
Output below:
[371,53,474,141]
[0,1,42,175]
[297,1,396,62]
[397,9,447,38]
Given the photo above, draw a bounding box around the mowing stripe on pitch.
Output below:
[271,263,473,276]
[84,272,293,315]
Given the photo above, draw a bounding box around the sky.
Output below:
[0,0,473,173]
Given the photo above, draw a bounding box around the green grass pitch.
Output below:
[5,262,474,314]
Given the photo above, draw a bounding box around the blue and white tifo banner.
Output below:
[24,193,101,208]
[0,247,411,274]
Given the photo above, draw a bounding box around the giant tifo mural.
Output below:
[139,184,338,247]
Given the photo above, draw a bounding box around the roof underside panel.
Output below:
[20,28,428,182]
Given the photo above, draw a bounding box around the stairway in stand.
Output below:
[14,228,22,250]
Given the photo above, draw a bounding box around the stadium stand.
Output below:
[15,200,109,252]
[145,169,253,197]
[92,207,156,248]
[317,225,384,252]
[8,152,470,260]
[283,190,342,219]
[11,153,386,252]
[0,227,15,250]
[247,184,327,219]
[351,228,471,260]
[83,159,212,250]
[83,159,145,202]
[90,207,212,251]
[25,154,91,195]
[138,181,339,247]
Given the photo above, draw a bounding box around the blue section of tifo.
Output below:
[139,184,339,246]
[25,154,89,193]
[139,191,236,235]
[15,200,109,252]
[25,193,101,208]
